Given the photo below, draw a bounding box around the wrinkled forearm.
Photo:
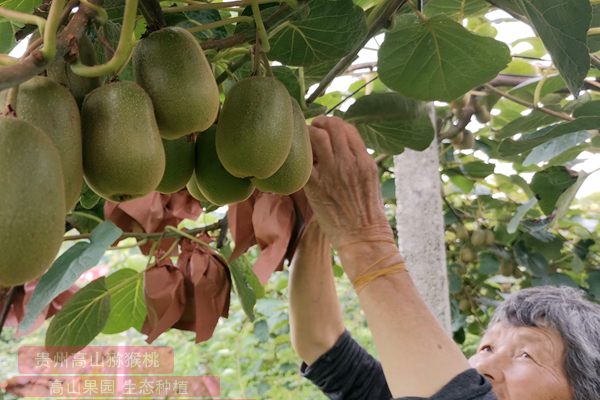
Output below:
[338,244,471,398]
[288,222,345,366]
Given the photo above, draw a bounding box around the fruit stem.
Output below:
[68,211,104,225]
[0,55,18,66]
[70,0,139,77]
[532,70,547,107]
[163,0,283,13]
[42,0,67,61]
[251,0,270,52]
[186,16,254,34]
[0,7,46,37]
[406,0,427,22]
[164,225,214,253]
[589,27,600,36]
[80,0,108,24]
[259,51,273,76]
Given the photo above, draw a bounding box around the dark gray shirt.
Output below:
[300,330,497,400]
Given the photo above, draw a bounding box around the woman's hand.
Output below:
[304,116,393,250]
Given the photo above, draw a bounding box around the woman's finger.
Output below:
[308,126,335,169]
[313,116,363,159]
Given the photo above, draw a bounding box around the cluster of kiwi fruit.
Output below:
[0,27,312,287]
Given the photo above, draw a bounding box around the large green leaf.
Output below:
[45,277,111,352]
[0,0,41,53]
[269,0,367,66]
[102,269,146,334]
[343,92,434,154]
[20,221,122,332]
[378,14,510,101]
[530,166,577,215]
[512,0,591,95]
[424,0,489,20]
[523,131,591,166]
[498,117,600,156]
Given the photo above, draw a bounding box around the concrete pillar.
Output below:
[394,140,452,333]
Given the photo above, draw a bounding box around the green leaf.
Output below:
[523,233,564,261]
[496,110,561,140]
[554,171,590,221]
[588,271,600,300]
[449,174,474,193]
[381,179,396,201]
[532,273,578,288]
[172,9,228,40]
[479,252,501,275]
[498,117,600,156]
[45,277,111,352]
[523,131,591,166]
[269,0,368,66]
[514,242,549,277]
[515,0,591,95]
[378,14,511,101]
[343,92,434,153]
[272,66,303,106]
[589,5,600,52]
[530,166,577,215]
[253,319,269,343]
[221,246,263,322]
[424,0,489,19]
[508,197,537,234]
[20,221,122,332]
[460,161,495,179]
[573,100,600,118]
[0,0,41,53]
[79,184,101,210]
[101,269,146,334]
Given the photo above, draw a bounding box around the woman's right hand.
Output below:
[304,116,394,252]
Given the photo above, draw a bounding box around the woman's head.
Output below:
[469,285,600,400]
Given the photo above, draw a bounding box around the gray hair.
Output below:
[489,285,600,400]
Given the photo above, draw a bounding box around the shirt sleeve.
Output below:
[299,329,393,400]
[396,368,497,400]
[300,330,497,400]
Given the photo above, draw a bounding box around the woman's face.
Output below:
[468,322,572,400]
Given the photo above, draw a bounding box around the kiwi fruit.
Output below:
[15,76,83,211]
[133,27,220,139]
[216,76,293,179]
[81,81,165,202]
[470,229,486,247]
[252,99,312,195]
[157,136,195,194]
[0,117,66,286]
[195,126,254,206]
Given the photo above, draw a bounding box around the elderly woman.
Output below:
[288,116,600,400]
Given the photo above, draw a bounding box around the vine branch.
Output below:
[64,219,225,242]
[483,84,575,122]
[138,0,166,32]
[0,287,18,336]
[0,0,103,91]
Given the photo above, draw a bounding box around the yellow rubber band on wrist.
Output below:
[353,262,406,293]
